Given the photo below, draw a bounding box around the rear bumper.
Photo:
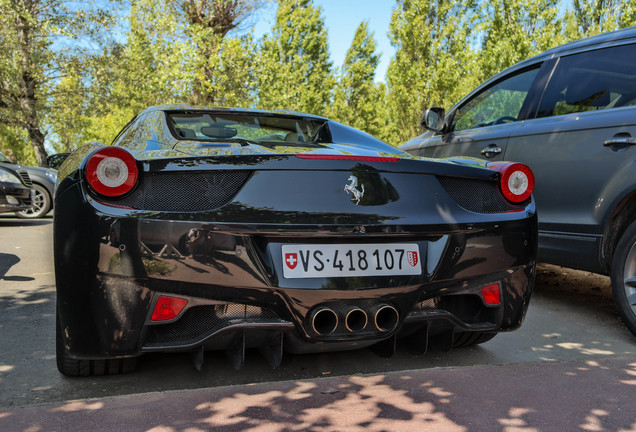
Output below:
[54,183,537,359]
[140,262,531,355]
[0,184,32,213]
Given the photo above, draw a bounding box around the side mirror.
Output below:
[46,153,70,170]
[420,107,446,133]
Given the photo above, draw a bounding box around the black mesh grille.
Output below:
[104,170,251,211]
[145,303,285,347]
[407,297,441,317]
[437,176,523,214]
[16,170,32,187]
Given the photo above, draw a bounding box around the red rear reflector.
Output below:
[481,283,501,306]
[296,154,399,162]
[151,296,188,321]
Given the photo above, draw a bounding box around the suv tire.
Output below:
[611,220,636,338]
[15,183,51,218]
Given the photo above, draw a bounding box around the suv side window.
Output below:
[536,44,636,118]
[451,67,540,132]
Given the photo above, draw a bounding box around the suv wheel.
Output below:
[611,220,636,338]
[15,183,51,218]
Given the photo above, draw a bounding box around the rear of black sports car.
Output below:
[54,107,537,376]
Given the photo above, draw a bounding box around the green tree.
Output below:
[52,0,264,147]
[175,0,263,105]
[477,0,564,80]
[185,31,259,107]
[257,0,333,115]
[77,0,192,145]
[0,0,115,166]
[47,59,89,152]
[0,124,34,165]
[330,21,384,137]
[571,0,636,36]
[385,0,478,145]
[0,0,52,166]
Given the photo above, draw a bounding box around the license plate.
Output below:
[282,243,421,279]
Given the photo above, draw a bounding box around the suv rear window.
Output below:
[537,44,636,118]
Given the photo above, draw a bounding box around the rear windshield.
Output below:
[166,111,328,145]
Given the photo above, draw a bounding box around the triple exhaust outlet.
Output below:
[310,304,399,335]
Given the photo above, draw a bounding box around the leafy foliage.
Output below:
[476,0,564,81]
[1,0,635,163]
[384,0,479,144]
[177,0,263,105]
[79,1,191,144]
[0,0,118,165]
[257,0,333,115]
[330,21,384,138]
[0,124,35,165]
[571,0,636,35]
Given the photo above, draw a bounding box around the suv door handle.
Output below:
[603,134,636,151]
[481,144,502,158]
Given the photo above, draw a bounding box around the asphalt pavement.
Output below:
[1,216,635,431]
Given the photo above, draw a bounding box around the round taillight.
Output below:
[85,147,138,197]
[488,162,535,203]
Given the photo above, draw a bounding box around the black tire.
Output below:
[15,183,51,218]
[56,313,137,376]
[453,331,497,348]
[610,220,636,338]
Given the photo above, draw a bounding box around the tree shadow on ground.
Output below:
[0,253,34,281]
[1,357,636,431]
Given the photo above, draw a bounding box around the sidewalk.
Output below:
[2,357,635,432]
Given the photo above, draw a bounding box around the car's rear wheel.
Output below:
[453,331,497,348]
[611,220,636,338]
[56,313,137,376]
[15,183,51,218]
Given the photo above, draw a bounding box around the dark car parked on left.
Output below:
[0,151,57,218]
[0,162,33,214]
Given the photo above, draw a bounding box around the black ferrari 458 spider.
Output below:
[54,105,537,376]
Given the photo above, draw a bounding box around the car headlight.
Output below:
[45,170,57,182]
[0,170,21,184]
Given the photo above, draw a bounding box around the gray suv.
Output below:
[401,27,636,336]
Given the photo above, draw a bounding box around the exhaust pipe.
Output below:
[344,308,368,332]
[372,304,399,332]
[310,307,338,335]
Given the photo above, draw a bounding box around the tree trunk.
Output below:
[26,120,48,167]
[16,1,48,167]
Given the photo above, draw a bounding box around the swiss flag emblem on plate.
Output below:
[285,253,298,270]
[407,251,419,267]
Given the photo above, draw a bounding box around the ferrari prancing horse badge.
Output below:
[344,175,365,205]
